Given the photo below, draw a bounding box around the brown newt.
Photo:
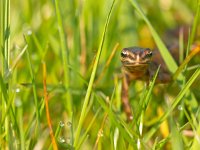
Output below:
[121,46,177,121]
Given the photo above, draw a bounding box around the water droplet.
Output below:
[67,121,72,127]
[16,88,20,93]
[15,98,22,107]
[59,137,65,143]
[27,30,32,35]
[178,105,183,111]
[59,121,65,127]
[4,68,12,81]
[98,130,104,137]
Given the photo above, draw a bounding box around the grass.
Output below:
[1,0,200,149]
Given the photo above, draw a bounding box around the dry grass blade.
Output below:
[173,45,200,80]
[73,0,116,148]
[43,62,58,150]
[95,43,119,85]
[93,113,108,150]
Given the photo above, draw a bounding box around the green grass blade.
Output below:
[173,46,200,80]
[189,0,200,45]
[153,137,170,150]
[18,107,25,150]
[128,0,179,76]
[144,67,200,141]
[191,124,200,150]
[94,92,138,148]
[3,0,10,69]
[137,66,160,149]
[1,0,200,149]
[25,47,40,135]
[170,118,184,150]
[31,33,44,58]
[53,0,72,118]
[1,0,11,148]
[77,108,101,150]
[73,0,116,148]
[142,66,160,109]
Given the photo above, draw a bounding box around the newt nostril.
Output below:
[142,49,152,58]
[146,51,152,58]
[121,50,128,58]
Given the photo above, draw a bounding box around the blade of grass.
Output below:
[191,124,200,150]
[189,0,200,45]
[25,42,40,136]
[48,114,65,150]
[177,19,200,133]
[152,137,170,150]
[128,0,179,76]
[73,0,116,148]
[18,104,25,150]
[110,128,116,150]
[31,32,44,58]
[94,92,138,148]
[24,97,45,143]
[137,66,160,149]
[170,117,184,150]
[173,45,200,80]
[1,0,11,148]
[53,0,72,118]
[184,109,197,131]
[67,65,89,86]
[93,113,108,150]
[110,85,139,142]
[0,0,2,46]
[129,0,200,81]
[179,27,184,64]
[4,44,28,81]
[0,75,20,147]
[77,108,101,150]
[133,66,160,126]
[3,0,10,69]
[144,67,200,142]
[95,42,119,85]
[43,62,58,150]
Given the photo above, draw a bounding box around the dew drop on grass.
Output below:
[178,105,183,111]
[27,30,32,35]
[15,88,20,93]
[98,130,104,137]
[59,137,65,143]
[67,121,72,127]
[15,98,22,107]
[59,121,65,127]
[4,68,12,81]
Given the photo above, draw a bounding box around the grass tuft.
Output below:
[73,0,116,148]
[1,0,200,149]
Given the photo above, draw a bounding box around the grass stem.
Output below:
[73,0,116,148]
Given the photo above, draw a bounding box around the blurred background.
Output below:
[1,0,200,149]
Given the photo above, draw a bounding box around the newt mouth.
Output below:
[122,61,150,66]
[123,63,149,72]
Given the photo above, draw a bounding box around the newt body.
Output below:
[121,47,175,121]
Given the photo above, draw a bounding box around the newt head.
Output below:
[121,47,153,72]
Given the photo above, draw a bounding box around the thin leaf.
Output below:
[73,0,116,148]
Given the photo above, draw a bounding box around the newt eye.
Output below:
[145,51,152,58]
[121,50,128,58]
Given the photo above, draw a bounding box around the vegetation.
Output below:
[0,0,200,149]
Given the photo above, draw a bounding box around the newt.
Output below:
[121,46,178,121]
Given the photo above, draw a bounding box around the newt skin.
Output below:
[121,47,175,121]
